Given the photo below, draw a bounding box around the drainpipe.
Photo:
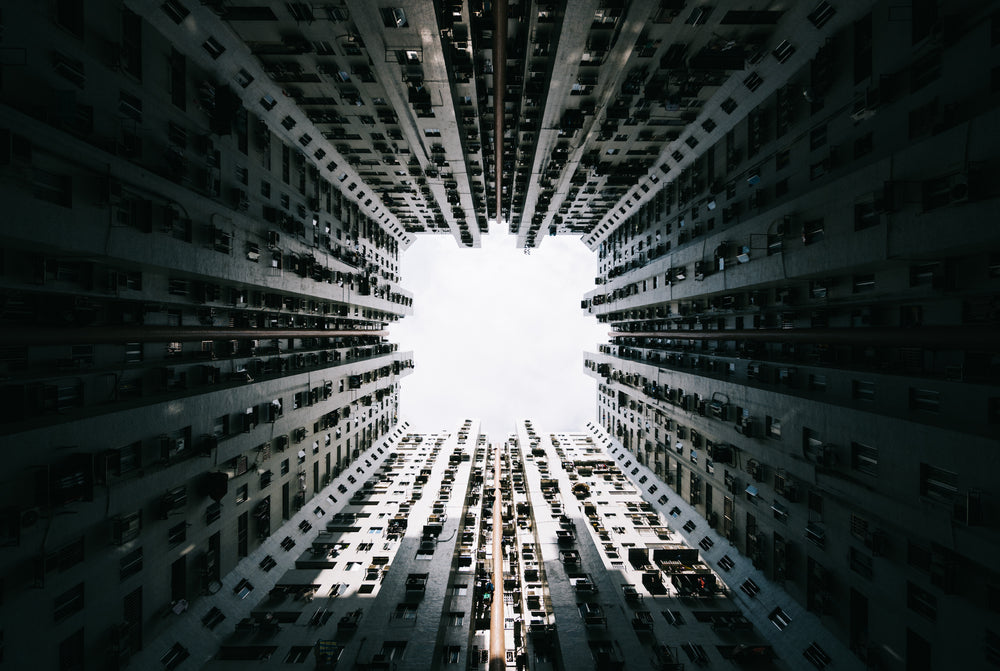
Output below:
[489,442,506,671]
[494,0,507,224]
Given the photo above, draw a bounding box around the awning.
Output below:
[771,501,787,514]
[745,485,759,497]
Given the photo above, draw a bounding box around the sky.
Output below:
[390,227,609,436]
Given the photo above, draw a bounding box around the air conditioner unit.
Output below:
[113,513,142,545]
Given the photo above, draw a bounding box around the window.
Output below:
[160,642,190,670]
[766,416,782,439]
[453,584,468,596]
[286,3,314,21]
[161,0,190,24]
[768,607,791,630]
[850,514,869,541]
[237,512,248,557]
[449,611,464,626]
[854,201,880,230]
[202,36,225,59]
[236,67,254,87]
[920,463,958,501]
[168,522,187,545]
[771,500,788,522]
[808,374,827,391]
[381,8,408,27]
[803,218,825,245]
[851,442,878,476]
[285,646,312,663]
[852,380,876,402]
[853,274,876,293]
[446,646,460,663]
[909,388,940,412]
[849,547,873,579]
[378,641,407,661]
[807,2,836,29]
[393,603,418,620]
[907,581,937,620]
[120,547,143,580]
[54,583,85,621]
[803,642,832,670]
[236,483,248,504]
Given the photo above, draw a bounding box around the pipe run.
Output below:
[494,0,507,224]
[0,327,388,346]
[489,443,506,671]
[610,326,1000,349]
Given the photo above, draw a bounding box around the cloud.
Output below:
[391,232,606,435]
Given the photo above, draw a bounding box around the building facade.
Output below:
[1,1,998,670]
[582,2,1000,670]
[0,2,414,669]
[122,420,839,671]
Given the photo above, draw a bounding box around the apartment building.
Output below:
[124,419,826,671]
[0,2,415,669]
[582,2,1000,670]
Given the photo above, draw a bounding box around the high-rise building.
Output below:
[114,420,853,671]
[0,1,998,670]
[579,3,1000,671]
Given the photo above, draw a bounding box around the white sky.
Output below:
[391,228,608,436]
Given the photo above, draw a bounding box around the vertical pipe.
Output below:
[489,443,506,670]
[494,0,508,224]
